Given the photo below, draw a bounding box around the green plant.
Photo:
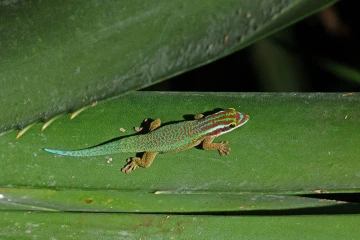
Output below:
[2,0,359,239]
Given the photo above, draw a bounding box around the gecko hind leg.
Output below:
[202,136,230,156]
[121,152,159,174]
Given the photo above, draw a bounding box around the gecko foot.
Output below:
[121,157,139,174]
[218,141,231,156]
[194,113,204,120]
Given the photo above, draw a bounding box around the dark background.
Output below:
[146,0,360,92]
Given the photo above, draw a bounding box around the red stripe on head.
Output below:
[197,118,234,132]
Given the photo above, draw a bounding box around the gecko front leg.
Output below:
[202,136,230,156]
[194,113,204,120]
[121,151,159,174]
[149,118,161,131]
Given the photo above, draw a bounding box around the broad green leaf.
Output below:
[1,92,359,193]
[1,92,359,238]
[0,0,338,132]
[0,188,348,212]
[1,211,359,239]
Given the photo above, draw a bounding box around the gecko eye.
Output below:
[230,124,236,128]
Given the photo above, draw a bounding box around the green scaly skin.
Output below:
[44,108,249,173]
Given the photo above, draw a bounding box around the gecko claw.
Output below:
[218,141,231,156]
[219,146,231,156]
[121,158,139,174]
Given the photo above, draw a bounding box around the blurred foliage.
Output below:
[157,0,359,93]
[0,0,339,132]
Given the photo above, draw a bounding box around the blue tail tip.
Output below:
[44,148,61,154]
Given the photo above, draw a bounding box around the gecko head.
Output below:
[199,108,249,137]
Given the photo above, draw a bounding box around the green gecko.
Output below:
[44,108,249,174]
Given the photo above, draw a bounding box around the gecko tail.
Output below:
[43,142,122,157]
[44,148,84,157]
[44,148,63,155]
[44,148,97,157]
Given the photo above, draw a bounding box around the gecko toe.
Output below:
[121,164,136,174]
[219,146,231,156]
[121,158,139,174]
